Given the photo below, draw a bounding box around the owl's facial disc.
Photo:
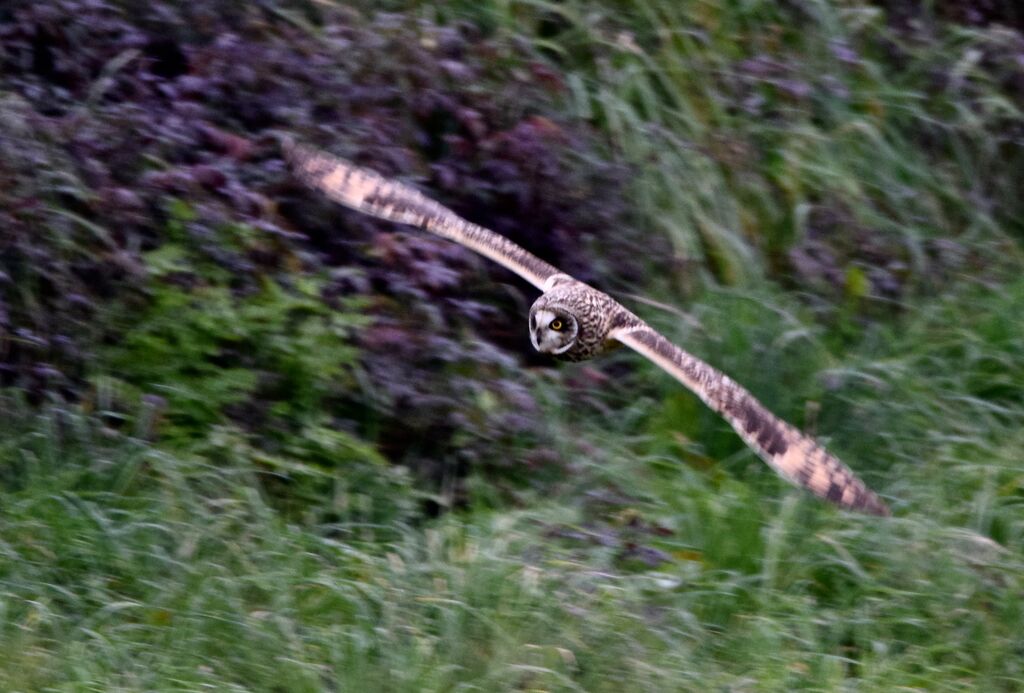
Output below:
[529,308,578,355]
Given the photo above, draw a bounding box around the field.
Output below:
[1,1,1022,690]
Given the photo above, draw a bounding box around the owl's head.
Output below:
[529,290,581,358]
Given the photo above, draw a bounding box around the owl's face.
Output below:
[529,304,579,357]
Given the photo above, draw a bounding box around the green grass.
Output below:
[1,278,1022,691]
[410,0,1024,285]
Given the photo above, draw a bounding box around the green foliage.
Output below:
[410,0,1024,303]
[97,216,367,444]
[3,257,1023,690]
[0,384,1021,691]
[198,423,417,531]
[80,211,421,527]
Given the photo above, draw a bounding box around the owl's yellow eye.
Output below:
[550,319,563,331]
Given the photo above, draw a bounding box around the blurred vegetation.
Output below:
[1,0,1022,690]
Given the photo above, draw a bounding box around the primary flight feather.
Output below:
[284,140,890,516]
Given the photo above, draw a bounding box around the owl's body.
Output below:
[285,140,892,517]
[529,275,640,362]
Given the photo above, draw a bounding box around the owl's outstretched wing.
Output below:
[613,324,889,515]
[283,140,565,291]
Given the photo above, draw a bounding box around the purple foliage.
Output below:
[874,0,1023,32]
[0,0,655,501]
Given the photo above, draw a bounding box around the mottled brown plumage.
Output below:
[284,140,561,290]
[284,140,891,516]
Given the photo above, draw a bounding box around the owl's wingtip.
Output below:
[854,492,892,517]
[870,499,893,517]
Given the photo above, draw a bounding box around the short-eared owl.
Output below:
[284,141,890,516]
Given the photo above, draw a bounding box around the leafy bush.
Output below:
[0,0,660,505]
[96,218,366,443]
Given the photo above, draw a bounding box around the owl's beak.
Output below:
[529,308,557,353]
[530,308,577,356]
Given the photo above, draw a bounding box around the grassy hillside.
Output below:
[1,1,1022,690]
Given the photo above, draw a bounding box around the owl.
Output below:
[284,140,890,516]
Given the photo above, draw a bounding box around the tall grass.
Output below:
[1,278,1021,690]
[407,0,1024,288]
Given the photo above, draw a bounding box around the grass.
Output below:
[412,0,1024,285]
[2,0,1023,690]
[1,278,1022,691]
